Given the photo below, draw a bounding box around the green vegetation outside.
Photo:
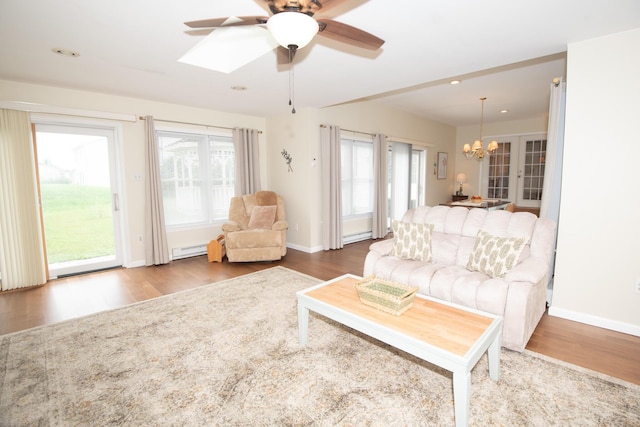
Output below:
[41,184,115,264]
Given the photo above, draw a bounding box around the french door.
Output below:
[34,123,123,277]
[483,134,547,208]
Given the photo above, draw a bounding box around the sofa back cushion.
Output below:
[457,209,538,266]
[401,206,469,265]
[401,205,541,268]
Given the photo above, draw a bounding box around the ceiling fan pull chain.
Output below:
[288,45,297,114]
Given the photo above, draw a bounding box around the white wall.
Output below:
[265,108,321,251]
[266,102,456,253]
[0,79,266,267]
[550,28,640,336]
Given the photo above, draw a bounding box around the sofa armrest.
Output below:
[504,256,548,283]
[272,220,288,231]
[222,221,242,232]
[369,239,394,256]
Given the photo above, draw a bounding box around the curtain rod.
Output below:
[138,116,262,133]
[320,125,431,147]
[320,124,377,138]
[0,101,136,122]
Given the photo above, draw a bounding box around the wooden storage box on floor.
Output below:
[207,235,226,262]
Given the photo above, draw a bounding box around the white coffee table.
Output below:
[297,274,503,427]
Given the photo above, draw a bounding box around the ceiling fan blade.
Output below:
[314,0,356,13]
[184,16,268,29]
[316,18,384,50]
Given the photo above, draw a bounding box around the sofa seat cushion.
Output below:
[225,229,282,249]
[430,266,508,316]
[368,257,443,296]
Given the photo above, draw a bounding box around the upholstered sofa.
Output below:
[222,191,288,262]
[363,205,556,352]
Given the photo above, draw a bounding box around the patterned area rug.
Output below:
[1,266,638,426]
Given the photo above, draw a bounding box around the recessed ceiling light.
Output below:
[500,109,509,114]
[231,85,247,91]
[449,80,461,85]
[52,48,80,57]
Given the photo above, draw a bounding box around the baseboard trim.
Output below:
[126,260,146,268]
[548,306,640,337]
[286,243,332,254]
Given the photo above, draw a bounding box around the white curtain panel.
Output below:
[539,80,566,291]
[232,128,261,196]
[144,116,170,266]
[320,125,343,250]
[540,80,566,220]
[372,133,388,239]
[0,109,47,290]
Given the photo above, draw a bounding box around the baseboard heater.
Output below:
[171,244,207,260]
[343,232,372,245]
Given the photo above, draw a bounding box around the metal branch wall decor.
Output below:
[281,149,293,172]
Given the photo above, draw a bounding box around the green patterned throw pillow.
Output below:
[467,230,527,278]
[391,220,434,262]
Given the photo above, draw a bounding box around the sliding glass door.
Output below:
[35,123,122,277]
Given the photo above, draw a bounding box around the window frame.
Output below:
[340,133,374,219]
[156,126,235,230]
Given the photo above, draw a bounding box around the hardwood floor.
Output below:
[2,240,639,385]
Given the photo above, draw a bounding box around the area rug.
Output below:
[1,267,638,426]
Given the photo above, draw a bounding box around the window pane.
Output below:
[487,141,510,200]
[208,136,235,220]
[341,137,373,216]
[158,131,234,227]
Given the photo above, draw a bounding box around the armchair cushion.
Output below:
[248,205,277,229]
[256,190,278,206]
[221,221,241,232]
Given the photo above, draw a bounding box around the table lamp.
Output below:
[456,173,467,195]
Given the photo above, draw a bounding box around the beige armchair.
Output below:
[222,191,288,262]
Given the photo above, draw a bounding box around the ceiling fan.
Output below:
[183,0,385,66]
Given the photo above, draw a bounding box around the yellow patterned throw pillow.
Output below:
[467,230,527,278]
[391,220,434,262]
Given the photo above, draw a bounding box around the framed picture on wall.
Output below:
[437,152,448,180]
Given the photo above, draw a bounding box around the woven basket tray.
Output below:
[355,276,418,316]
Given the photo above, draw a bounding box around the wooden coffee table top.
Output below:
[304,276,494,357]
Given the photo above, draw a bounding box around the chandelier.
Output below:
[463,97,499,160]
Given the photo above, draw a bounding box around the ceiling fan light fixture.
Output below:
[267,12,318,49]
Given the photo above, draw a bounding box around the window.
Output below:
[410,148,426,209]
[157,130,234,227]
[487,142,511,199]
[522,138,547,201]
[341,136,374,216]
[388,142,427,221]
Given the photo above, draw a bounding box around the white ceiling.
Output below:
[1,0,639,127]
